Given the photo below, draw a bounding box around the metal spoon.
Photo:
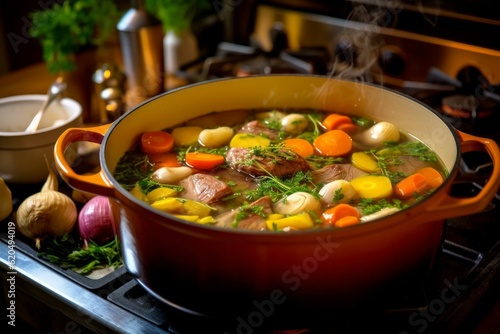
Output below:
[25,77,68,133]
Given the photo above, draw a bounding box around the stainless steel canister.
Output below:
[117,0,164,107]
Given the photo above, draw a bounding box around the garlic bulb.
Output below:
[15,156,77,249]
[319,180,358,206]
[273,192,321,215]
[151,166,194,184]
[16,191,77,249]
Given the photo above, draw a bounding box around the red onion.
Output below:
[78,196,119,247]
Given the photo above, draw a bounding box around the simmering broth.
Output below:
[114,109,447,231]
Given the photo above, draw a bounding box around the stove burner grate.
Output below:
[201,22,331,80]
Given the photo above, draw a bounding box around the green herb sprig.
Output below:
[38,234,122,275]
[246,171,319,203]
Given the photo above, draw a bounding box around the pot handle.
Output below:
[54,124,116,198]
[425,130,500,219]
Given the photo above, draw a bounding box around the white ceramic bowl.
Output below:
[0,94,82,184]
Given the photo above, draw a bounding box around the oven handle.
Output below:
[54,123,116,197]
[423,130,500,219]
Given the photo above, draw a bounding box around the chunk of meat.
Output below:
[311,164,346,185]
[238,120,279,141]
[214,196,273,231]
[226,147,310,178]
[311,164,367,185]
[179,173,232,204]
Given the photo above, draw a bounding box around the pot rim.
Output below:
[98,74,463,237]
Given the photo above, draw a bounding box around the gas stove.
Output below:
[2,1,500,333]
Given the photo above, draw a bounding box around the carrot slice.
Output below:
[394,173,428,199]
[283,138,314,158]
[336,122,358,134]
[322,113,353,131]
[141,131,174,155]
[148,152,182,169]
[321,203,360,227]
[416,167,444,188]
[334,216,360,228]
[185,152,225,170]
[313,130,353,157]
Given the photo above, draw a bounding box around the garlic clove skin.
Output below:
[280,113,309,135]
[273,192,321,215]
[16,190,77,249]
[198,126,234,148]
[151,166,194,184]
[354,121,401,149]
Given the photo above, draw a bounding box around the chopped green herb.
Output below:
[232,203,267,227]
[306,155,345,169]
[38,234,122,275]
[358,198,407,215]
[351,116,374,128]
[137,178,183,194]
[246,171,319,203]
[333,188,344,203]
[114,150,153,189]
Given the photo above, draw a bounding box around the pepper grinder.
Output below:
[117,0,164,108]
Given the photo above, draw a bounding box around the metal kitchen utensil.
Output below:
[25,77,67,133]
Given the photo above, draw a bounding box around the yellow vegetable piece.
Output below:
[349,175,393,199]
[266,213,314,231]
[151,197,183,212]
[180,200,213,217]
[171,126,203,146]
[146,187,178,203]
[376,148,401,156]
[351,152,379,173]
[196,216,217,224]
[173,215,199,222]
[229,133,271,148]
[130,184,148,203]
[267,213,285,220]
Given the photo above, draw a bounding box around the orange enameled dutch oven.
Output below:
[54,75,500,323]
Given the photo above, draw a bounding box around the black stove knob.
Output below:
[379,45,406,76]
[456,65,490,94]
[334,37,358,65]
[269,22,288,57]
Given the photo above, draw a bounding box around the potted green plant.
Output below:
[29,0,120,74]
[144,0,210,78]
[29,0,120,122]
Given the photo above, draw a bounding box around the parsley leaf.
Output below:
[38,235,123,275]
[358,198,407,215]
[246,171,319,203]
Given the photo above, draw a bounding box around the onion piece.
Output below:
[319,180,358,206]
[354,121,400,149]
[78,196,119,247]
[273,192,321,215]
